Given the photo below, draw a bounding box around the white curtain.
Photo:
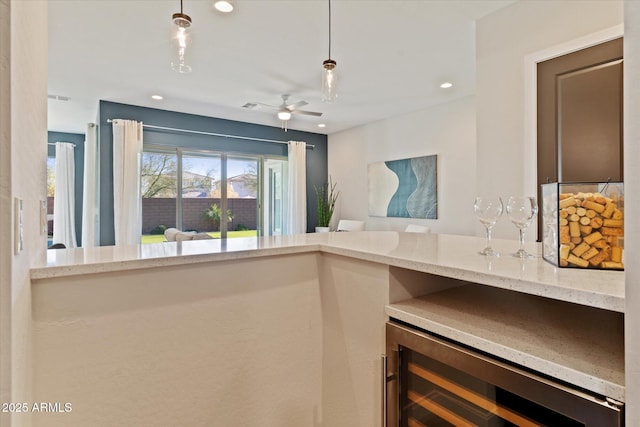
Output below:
[52,142,77,248]
[82,123,100,247]
[285,141,307,234]
[112,119,143,246]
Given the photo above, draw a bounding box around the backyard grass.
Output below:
[141,230,257,244]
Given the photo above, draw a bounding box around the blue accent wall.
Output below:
[48,131,85,246]
[98,101,328,245]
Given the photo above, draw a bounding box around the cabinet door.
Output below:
[537,37,623,238]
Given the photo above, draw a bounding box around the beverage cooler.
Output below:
[384,321,624,426]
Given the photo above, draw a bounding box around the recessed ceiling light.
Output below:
[440,82,453,89]
[214,1,234,13]
[151,95,163,100]
[318,124,326,128]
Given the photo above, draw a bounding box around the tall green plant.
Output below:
[315,177,339,228]
[203,203,233,231]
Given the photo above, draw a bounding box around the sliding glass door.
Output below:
[141,146,280,243]
[181,152,222,236]
[264,159,287,236]
[227,156,259,237]
[141,150,178,243]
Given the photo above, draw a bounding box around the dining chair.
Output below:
[336,219,365,232]
[405,224,430,233]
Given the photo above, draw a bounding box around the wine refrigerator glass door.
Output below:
[385,322,623,427]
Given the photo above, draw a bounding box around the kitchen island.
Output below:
[31,232,624,426]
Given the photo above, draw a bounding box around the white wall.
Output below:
[1,1,48,427]
[0,0,11,425]
[32,255,323,427]
[624,1,640,423]
[328,2,623,239]
[476,0,623,238]
[328,96,476,236]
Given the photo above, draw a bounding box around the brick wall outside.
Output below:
[48,196,256,235]
[142,198,257,233]
[47,196,54,235]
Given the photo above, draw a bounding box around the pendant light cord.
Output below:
[180,0,184,14]
[328,0,332,60]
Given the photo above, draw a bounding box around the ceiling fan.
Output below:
[242,95,322,131]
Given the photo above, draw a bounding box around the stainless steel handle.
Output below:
[382,354,399,427]
[382,354,388,427]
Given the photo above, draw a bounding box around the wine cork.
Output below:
[583,200,605,213]
[572,242,591,257]
[568,254,589,268]
[588,250,610,267]
[583,231,603,245]
[602,203,616,219]
[569,221,581,237]
[590,217,603,229]
[611,246,623,263]
[592,239,610,250]
[601,261,624,269]
[603,219,623,227]
[581,247,599,261]
[579,225,592,235]
[601,227,624,236]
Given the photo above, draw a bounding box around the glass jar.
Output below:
[541,182,623,269]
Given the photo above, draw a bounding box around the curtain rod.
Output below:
[106,119,315,149]
[47,142,76,147]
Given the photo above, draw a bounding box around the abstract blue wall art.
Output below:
[368,155,437,219]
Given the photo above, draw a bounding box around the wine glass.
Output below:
[506,196,538,258]
[473,197,503,256]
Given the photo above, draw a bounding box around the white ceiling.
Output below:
[48,0,516,135]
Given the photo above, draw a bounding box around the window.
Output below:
[141,146,282,243]
[46,157,56,245]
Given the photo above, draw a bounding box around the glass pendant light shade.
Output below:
[322,59,337,103]
[171,11,192,73]
[321,0,337,103]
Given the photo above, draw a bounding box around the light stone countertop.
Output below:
[385,285,625,402]
[32,231,625,312]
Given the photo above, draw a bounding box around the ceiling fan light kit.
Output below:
[242,95,323,131]
[171,0,193,74]
[277,111,292,121]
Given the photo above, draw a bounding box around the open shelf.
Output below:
[386,284,624,402]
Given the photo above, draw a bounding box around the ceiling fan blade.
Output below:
[286,100,308,110]
[243,102,280,110]
[292,110,323,117]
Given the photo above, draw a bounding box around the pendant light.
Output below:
[321,0,337,103]
[171,0,192,73]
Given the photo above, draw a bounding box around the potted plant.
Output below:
[203,203,233,231]
[314,176,339,232]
